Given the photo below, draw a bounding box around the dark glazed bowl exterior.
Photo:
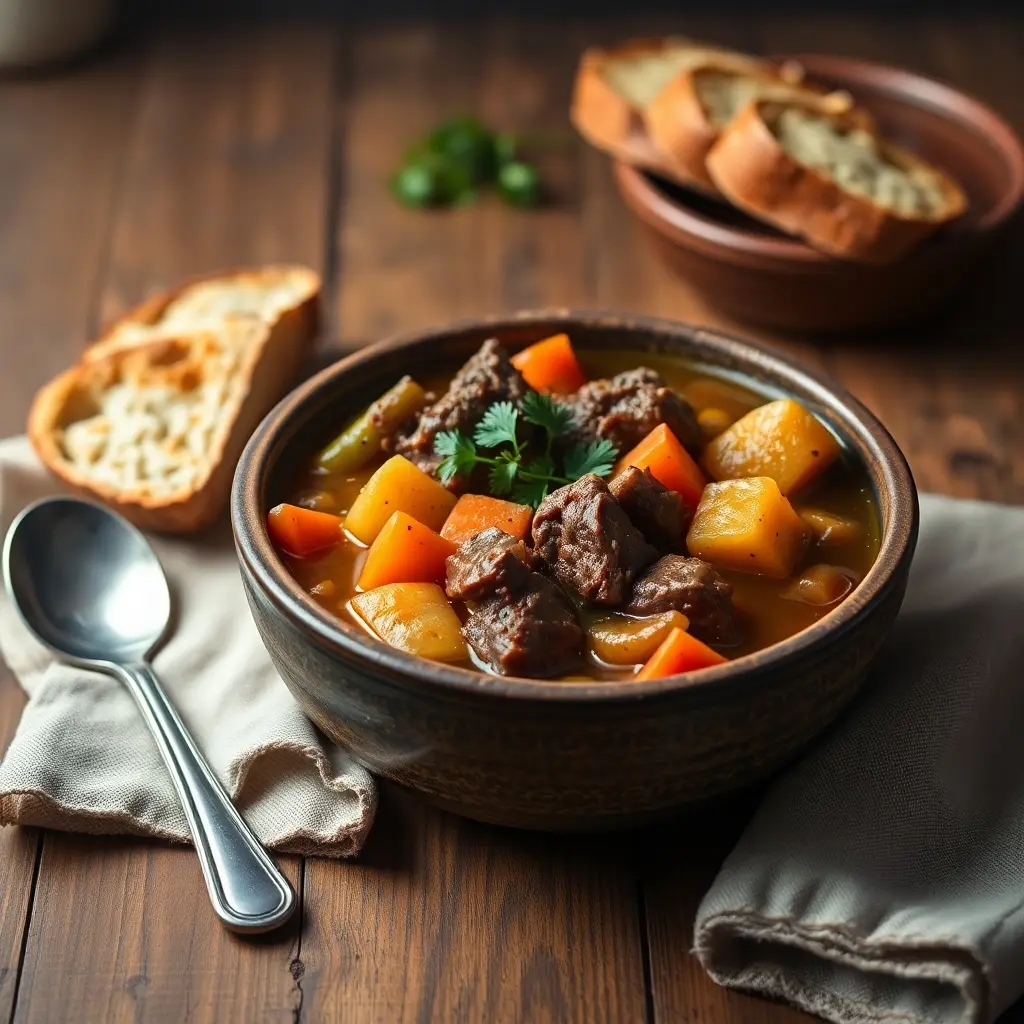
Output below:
[232,313,918,831]
[615,55,1024,334]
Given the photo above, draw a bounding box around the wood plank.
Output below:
[17,837,302,1023]
[302,24,647,1023]
[95,26,334,328]
[333,22,589,349]
[0,45,144,1022]
[303,787,645,1023]
[12,23,336,1024]
[0,50,140,431]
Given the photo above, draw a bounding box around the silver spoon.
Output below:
[2,497,295,934]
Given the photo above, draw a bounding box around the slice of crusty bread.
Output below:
[646,65,852,192]
[706,99,968,262]
[29,265,320,532]
[570,38,774,181]
[88,264,320,359]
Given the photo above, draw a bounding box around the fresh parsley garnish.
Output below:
[391,116,543,210]
[521,390,574,441]
[473,401,520,450]
[563,438,618,480]
[434,430,477,486]
[434,390,618,507]
[488,457,519,496]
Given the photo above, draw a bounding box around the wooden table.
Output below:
[0,11,1022,1023]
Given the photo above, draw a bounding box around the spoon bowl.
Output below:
[3,497,170,664]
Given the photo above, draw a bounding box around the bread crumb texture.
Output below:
[58,325,261,500]
[775,107,947,218]
[599,40,744,108]
[102,271,314,352]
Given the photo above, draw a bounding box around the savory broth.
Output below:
[278,348,880,680]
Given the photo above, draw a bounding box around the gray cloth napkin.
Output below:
[0,435,376,856]
[696,493,1024,1023]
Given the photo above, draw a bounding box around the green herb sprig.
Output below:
[391,115,542,210]
[434,391,617,507]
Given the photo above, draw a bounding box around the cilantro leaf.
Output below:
[563,438,618,480]
[473,401,519,449]
[434,430,477,486]
[512,455,559,508]
[521,390,574,442]
[488,459,518,496]
[521,453,555,479]
[512,478,550,508]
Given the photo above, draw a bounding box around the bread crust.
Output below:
[570,38,747,180]
[28,265,321,533]
[646,63,848,192]
[705,100,967,263]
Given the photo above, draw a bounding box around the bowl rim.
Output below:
[615,52,1024,266]
[232,311,918,704]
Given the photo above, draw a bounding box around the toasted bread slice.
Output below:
[706,99,967,262]
[29,266,320,532]
[88,264,320,359]
[646,65,852,191]
[570,38,775,182]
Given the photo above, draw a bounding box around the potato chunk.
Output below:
[799,508,863,545]
[686,477,810,579]
[588,611,689,666]
[344,455,458,544]
[351,583,467,662]
[781,564,858,606]
[703,398,840,496]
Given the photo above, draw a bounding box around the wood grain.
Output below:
[0,44,144,1023]
[302,24,648,1023]
[15,838,302,1024]
[302,787,646,1023]
[9,23,335,1024]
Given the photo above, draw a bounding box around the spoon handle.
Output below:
[115,661,295,933]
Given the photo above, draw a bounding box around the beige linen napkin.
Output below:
[0,435,376,856]
[696,493,1024,1023]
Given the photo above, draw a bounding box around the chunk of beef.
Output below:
[626,555,739,646]
[445,527,531,602]
[532,475,657,606]
[446,526,583,676]
[609,466,687,552]
[567,368,701,455]
[464,579,584,677]
[386,339,528,475]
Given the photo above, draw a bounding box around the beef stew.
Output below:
[268,337,879,681]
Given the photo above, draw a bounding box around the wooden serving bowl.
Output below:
[615,55,1024,334]
[232,313,918,831]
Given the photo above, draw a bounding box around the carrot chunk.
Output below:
[267,503,344,558]
[635,627,727,680]
[511,333,587,394]
[614,423,706,510]
[440,494,533,547]
[357,511,458,591]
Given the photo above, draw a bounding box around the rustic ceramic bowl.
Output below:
[615,55,1024,333]
[232,313,918,831]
